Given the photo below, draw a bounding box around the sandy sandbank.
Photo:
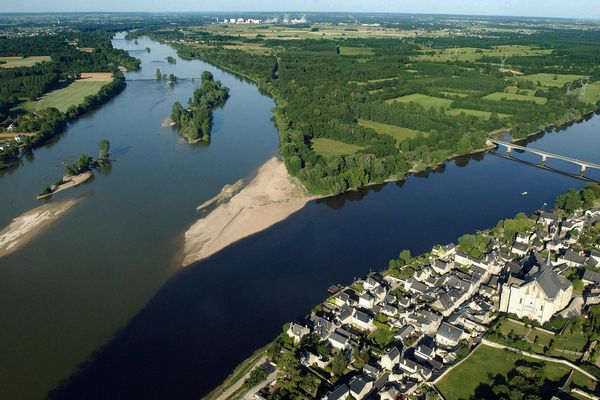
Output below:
[182,157,314,266]
[37,172,93,199]
[0,198,82,258]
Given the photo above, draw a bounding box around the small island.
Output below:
[170,71,229,143]
[37,139,111,199]
[165,56,176,64]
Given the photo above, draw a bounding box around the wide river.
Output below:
[1,34,599,400]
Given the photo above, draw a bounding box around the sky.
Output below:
[2,0,600,19]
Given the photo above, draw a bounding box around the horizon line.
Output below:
[0,10,599,21]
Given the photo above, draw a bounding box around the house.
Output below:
[414,344,435,362]
[310,314,335,338]
[364,276,381,291]
[349,375,373,399]
[432,259,454,274]
[583,270,600,286]
[516,232,531,244]
[539,212,561,226]
[286,323,310,344]
[363,363,380,379]
[323,384,349,400]
[358,292,375,309]
[353,309,375,331]
[395,325,415,342]
[380,346,400,370]
[499,259,572,323]
[558,249,587,268]
[511,242,529,256]
[329,330,350,350]
[436,322,466,347]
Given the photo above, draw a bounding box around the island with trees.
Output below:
[37,139,111,199]
[170,71,229,143]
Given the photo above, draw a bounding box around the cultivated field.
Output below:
[25,73,113,112]
[0,56,51,68]
[358,119,425,142]
[312,138,365,156]
[447,108,511,119]
[483,91,548,104]
[415,45,551,63]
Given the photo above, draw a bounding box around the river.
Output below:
[1,35,600,400]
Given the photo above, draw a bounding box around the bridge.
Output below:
[487,139,600,175]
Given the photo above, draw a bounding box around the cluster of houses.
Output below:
[274,207,600,400]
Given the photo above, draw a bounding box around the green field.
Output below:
[312,138,365,156]
[483,91,547,104]
[506,86,537,96]
[0,56,51,68]
[386,93,453,108]
[339,46,373,56]
[358,119,426,142]
[25,80,109,112]
[440,91,469,98]
[447,108,511,119]
[415,45,551,63]
[573,81,600,104]
[496,319,554,353]
[517,73,583,87]
[436,344,596,400]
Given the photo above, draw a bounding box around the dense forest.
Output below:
[171,71,230,142]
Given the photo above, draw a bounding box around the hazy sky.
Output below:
[3,0,599,19]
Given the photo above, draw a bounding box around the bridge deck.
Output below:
[489,139,600,169]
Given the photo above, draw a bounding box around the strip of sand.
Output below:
[0,198,82,258]
[182,157,314,266]
[37,172,92,199]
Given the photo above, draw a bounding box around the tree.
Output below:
[331,351,347,377]
[155,68,162,80]
[98,139,110,161]
[555,189,583,214]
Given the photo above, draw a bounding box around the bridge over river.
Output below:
[488,139,600,174]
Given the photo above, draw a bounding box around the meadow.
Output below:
[312,138,365,156]
[358,119,425,142]
[0,56,51,68]
[483,91,548,105]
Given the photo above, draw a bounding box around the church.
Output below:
[499,258,573,324]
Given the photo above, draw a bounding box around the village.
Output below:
[232,199,600,400]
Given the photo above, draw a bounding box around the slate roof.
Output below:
[349,375,372,395]
[529,265,572,298]
[583,270,600,284]
[437,321,464,343]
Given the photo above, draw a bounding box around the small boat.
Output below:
[521,191,528,196]
[328,285,343,294]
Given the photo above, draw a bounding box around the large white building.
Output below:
[499,261,572,323]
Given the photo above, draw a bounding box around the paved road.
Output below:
[214,356,267,400]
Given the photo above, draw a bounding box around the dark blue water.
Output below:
[49,111,600,399]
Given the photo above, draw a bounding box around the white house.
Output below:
[436,321,466,347]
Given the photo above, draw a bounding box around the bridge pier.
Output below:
[541,154,547,166]
[506,146,512,154]
[580,165,587,175]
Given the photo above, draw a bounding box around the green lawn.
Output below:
[483,91,547,105]
[496,319,553,352]
[25,80,109,112]
[358,119,426,142]
[447,108,511,119]
[517,73,583,87]
[385,93,453,108]
[436,344,595,400]
[312,138,365,156]
[0,56,51,68]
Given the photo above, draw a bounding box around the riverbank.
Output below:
[0,198,82,258]
[182,157,314,266]
[37,171,93,199]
